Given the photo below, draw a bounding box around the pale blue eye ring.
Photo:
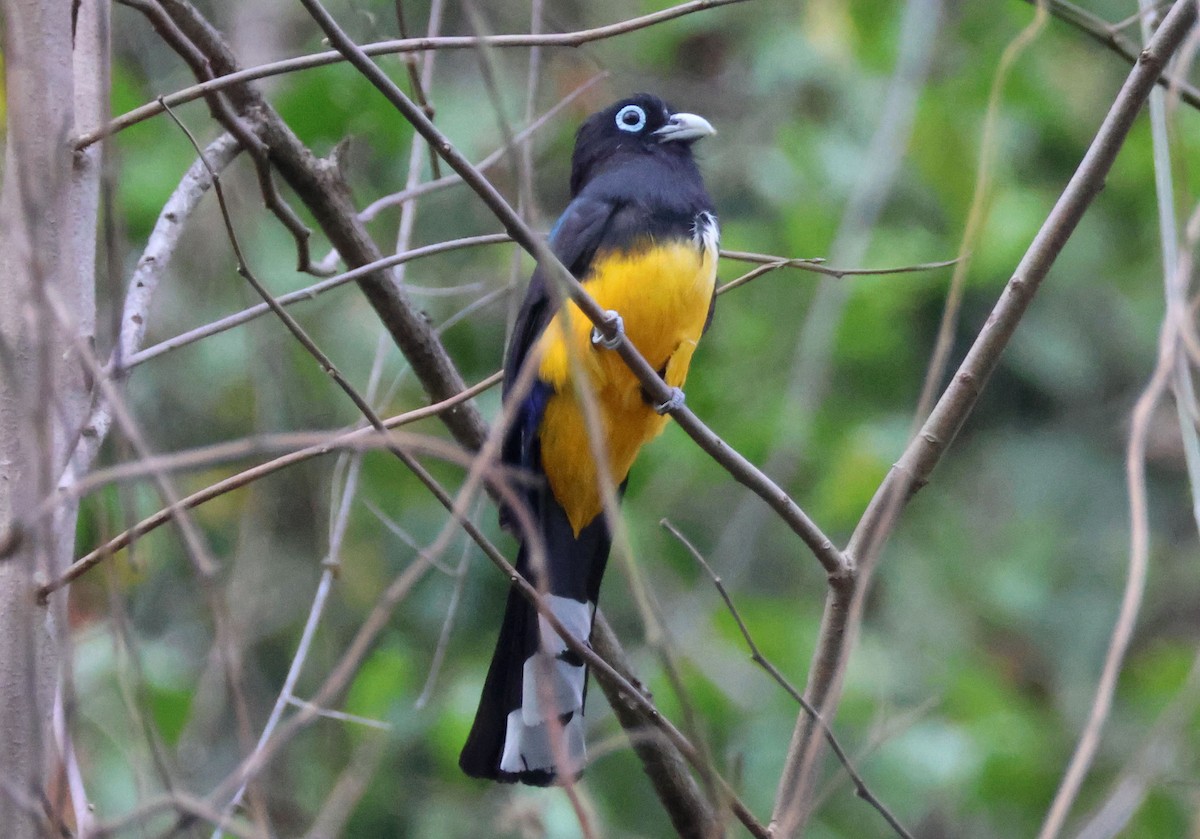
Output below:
[615,104,646,133]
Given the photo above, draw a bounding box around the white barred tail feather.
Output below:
[459,499,611,785]
[499,595,593,776]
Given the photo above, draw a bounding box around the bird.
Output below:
[459,93,718,785]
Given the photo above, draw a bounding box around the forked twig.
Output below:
[771,3,1200,835]
[117,0,327,275]
[661,519,914,839]
[1019,0,1200,110]
[77,0,752,149]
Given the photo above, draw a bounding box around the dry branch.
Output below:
[132,0,490,451]
[769,3,1200,835]
[1021,0,1200,110]
[39,379,501,599]
[590,616,722,839]
[75,0,751,148]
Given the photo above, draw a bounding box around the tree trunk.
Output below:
[0,0,105,834]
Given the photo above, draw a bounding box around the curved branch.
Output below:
[769,2,1200,836]
[144,0,491,451]
[75,0,751,148]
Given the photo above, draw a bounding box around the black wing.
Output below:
[502,194,617,398]
[497,194,616,532]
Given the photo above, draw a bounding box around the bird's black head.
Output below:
[569,94,715,196]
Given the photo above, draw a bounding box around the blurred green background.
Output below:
[67,0,1200,836]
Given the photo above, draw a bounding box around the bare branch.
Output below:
[143,0,491,450]
[301,736,388,839]
[117,0,326,277]
[1072,648,1200,839]
[126,234,509,370]
[589,616,721,839]
[1037,285,1172,839]
[35,373,502,598]
[912,2,1049,423]
[75,0,752,149]
[660,520,914,839]
[715,253,958,296]
[770,3,1200,835]
[1040,6,1200,826]
[63,132,242,488]
[348,72,605,229]
[1019,0,1200,111]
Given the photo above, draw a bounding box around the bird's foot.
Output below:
[590,310,624,349]
[654,387,686,415]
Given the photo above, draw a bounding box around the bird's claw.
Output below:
[654,387,685,415]
[591,310,624,349]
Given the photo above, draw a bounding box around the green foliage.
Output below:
[73,0,1200,835]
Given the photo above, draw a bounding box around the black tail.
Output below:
[459,498,611,785]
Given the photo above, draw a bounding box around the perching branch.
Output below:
[296,0,848,581]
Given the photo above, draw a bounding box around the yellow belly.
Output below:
[533,239,717,535]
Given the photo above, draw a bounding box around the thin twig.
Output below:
[35,372,502,599]
[392,0,441,178]
[1071,648,1200,839]
[770,3,1200,836]
[301,735,389,839]
[90,792,258,839]
[387,0,444,282]
[912,1,1048,424]
[77,0,752,149]
[213,335,391,838]
[590,616,725,839]
[1019,0,1200,111]
[414,513,477,709]
[1037,295,1173,839]
[283,698,390,731]
[661,520,914,839]
[348,72,606,228]
[117,0,326,277]
[1038,8,1200,821]
[124,234,510,370]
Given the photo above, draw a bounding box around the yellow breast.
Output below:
[533,238,717,535]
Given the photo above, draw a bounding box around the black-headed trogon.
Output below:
[460,94,718,785]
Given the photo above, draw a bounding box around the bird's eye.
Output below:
[615,104,646,133]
